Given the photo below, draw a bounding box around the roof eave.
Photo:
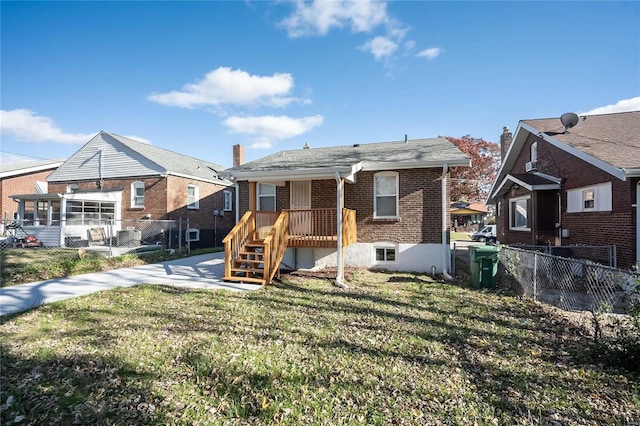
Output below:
[361,158,471,171]
[228,164,363,184]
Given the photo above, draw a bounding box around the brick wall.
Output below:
[1,169,55,222]
[499,133,637,268]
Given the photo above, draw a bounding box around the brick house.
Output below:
[0,159,64,229]
[488,111,640,269]
[221,138,470,285]
[10,131,235,248]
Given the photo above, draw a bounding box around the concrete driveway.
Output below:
[0,252,261,316]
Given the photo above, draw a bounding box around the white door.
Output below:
[290,181,311,235]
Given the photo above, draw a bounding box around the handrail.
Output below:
[222,211,254,279]
[262,211,289,284]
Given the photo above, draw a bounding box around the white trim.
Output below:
[230,164,362,184]
[373,171,399,219]
[186,228,200,242]
[257,183,276,211]
[187,184,199,209]
[0,161,64,179]
[491,174,560,199]
[636,182,640,269]
[131,181,145,208]
[509,195,531,231]
[532,171,562,184]
[223,190,233,211]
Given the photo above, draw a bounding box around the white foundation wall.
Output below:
[282,243,446,273]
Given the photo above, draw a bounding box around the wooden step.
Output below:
[230,267,265,274]
[234,259,263,266]
[223,275,266,285]
[239,251,264,258]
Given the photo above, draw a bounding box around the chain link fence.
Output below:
[506,244,616,268]
[499,246,639,314]
[0,218,227,287]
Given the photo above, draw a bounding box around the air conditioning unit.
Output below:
[525,161,537,172]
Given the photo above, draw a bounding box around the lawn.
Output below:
[451,231,472,241]
[1,270,638,425]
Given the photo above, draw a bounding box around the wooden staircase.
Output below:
[225,239,267,284]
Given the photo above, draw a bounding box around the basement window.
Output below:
[374,246,397,264]
[187,228,200,242]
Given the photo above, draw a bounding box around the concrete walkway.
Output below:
[0,252,261,316]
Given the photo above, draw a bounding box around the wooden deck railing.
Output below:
[222,211,254,279]
[262,211,289,284]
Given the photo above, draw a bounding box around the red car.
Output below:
[15,235,43,248]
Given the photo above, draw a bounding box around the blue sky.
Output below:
[1,0,639,168]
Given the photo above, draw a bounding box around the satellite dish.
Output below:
[560,112,579,132]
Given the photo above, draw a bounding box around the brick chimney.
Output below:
[233,144,244,166]
[500,126,512,160]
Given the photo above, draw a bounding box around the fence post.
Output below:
[612,245,617,269]
[187,218,190,255]
[452,242,456,276]
[533,252,538,302]
[178,218,182,254]
[108,220,113,259]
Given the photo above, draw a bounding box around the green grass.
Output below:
[451,232,471,241]
[0,247,221,287]
[1,270,638,424]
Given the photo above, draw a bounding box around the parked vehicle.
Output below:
[471,225,497,243]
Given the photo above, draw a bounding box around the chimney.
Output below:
[500,126,512,160]
[233,144,244,166]
[404,134,408,143]
[303,142,310,149]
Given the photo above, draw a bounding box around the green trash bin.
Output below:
[468,245,499,289]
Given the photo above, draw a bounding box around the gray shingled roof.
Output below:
[0,159,65,176]
[106,132,230,182]
[522,111,640,170]
[226,137,469,174]
[509,173,559,186]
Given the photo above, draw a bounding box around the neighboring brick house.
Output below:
[11,131,235,248]
[0,159,64,228]
[221,138,470,284]
[488,111,640,269]
[450,201,490,232]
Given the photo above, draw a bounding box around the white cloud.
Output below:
[223,114,324,148]
[148,67,302,109]
[416,47,443,60]
[280,0,389,37]
[580,96,640,115]
[0,109,95,144]
[360,36,398,61]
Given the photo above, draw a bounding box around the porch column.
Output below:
[335,173,346,287]
[249,182,257,214]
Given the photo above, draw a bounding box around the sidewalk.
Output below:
[0,252,261,316]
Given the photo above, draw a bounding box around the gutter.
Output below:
[441,164,453,280]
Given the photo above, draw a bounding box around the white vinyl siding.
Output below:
[131,181,145,208]
[187,185,199,209]
[374,172,399,218]
[566,182,612,213]
[509,196,531,231]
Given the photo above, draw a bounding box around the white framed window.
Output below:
[186,228,200,242]
[67,184,79,194]
[131,181,145,208]
[257,183,276,211]
[223,190,233,211]
[187,185,199,209]
[374,172,399,218]
[566,182,612,213]
[374,245,397,264]
[509,196,531,231]
[530,142,538,163]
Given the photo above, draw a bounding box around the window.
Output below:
[258,183,276,211]
[583,189,595,210]
[187,185,199,209]
[66,201,115,225]
[566,182,612,213]
[374,172,398,218]
[186,228,200,242]
[375,246,397,263]
[530,142,538,163]
[223,190,233,211]
[509,196,531,230]
[67,184,79,194]
[131,181,145,208]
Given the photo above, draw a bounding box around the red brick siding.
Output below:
[237,168,447,244]
[1,169,55,221]
[498,133,637,268]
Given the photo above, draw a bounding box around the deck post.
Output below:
[335,172,347,288]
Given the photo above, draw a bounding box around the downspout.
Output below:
[441,164,454,280]
[335,171,347,288]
